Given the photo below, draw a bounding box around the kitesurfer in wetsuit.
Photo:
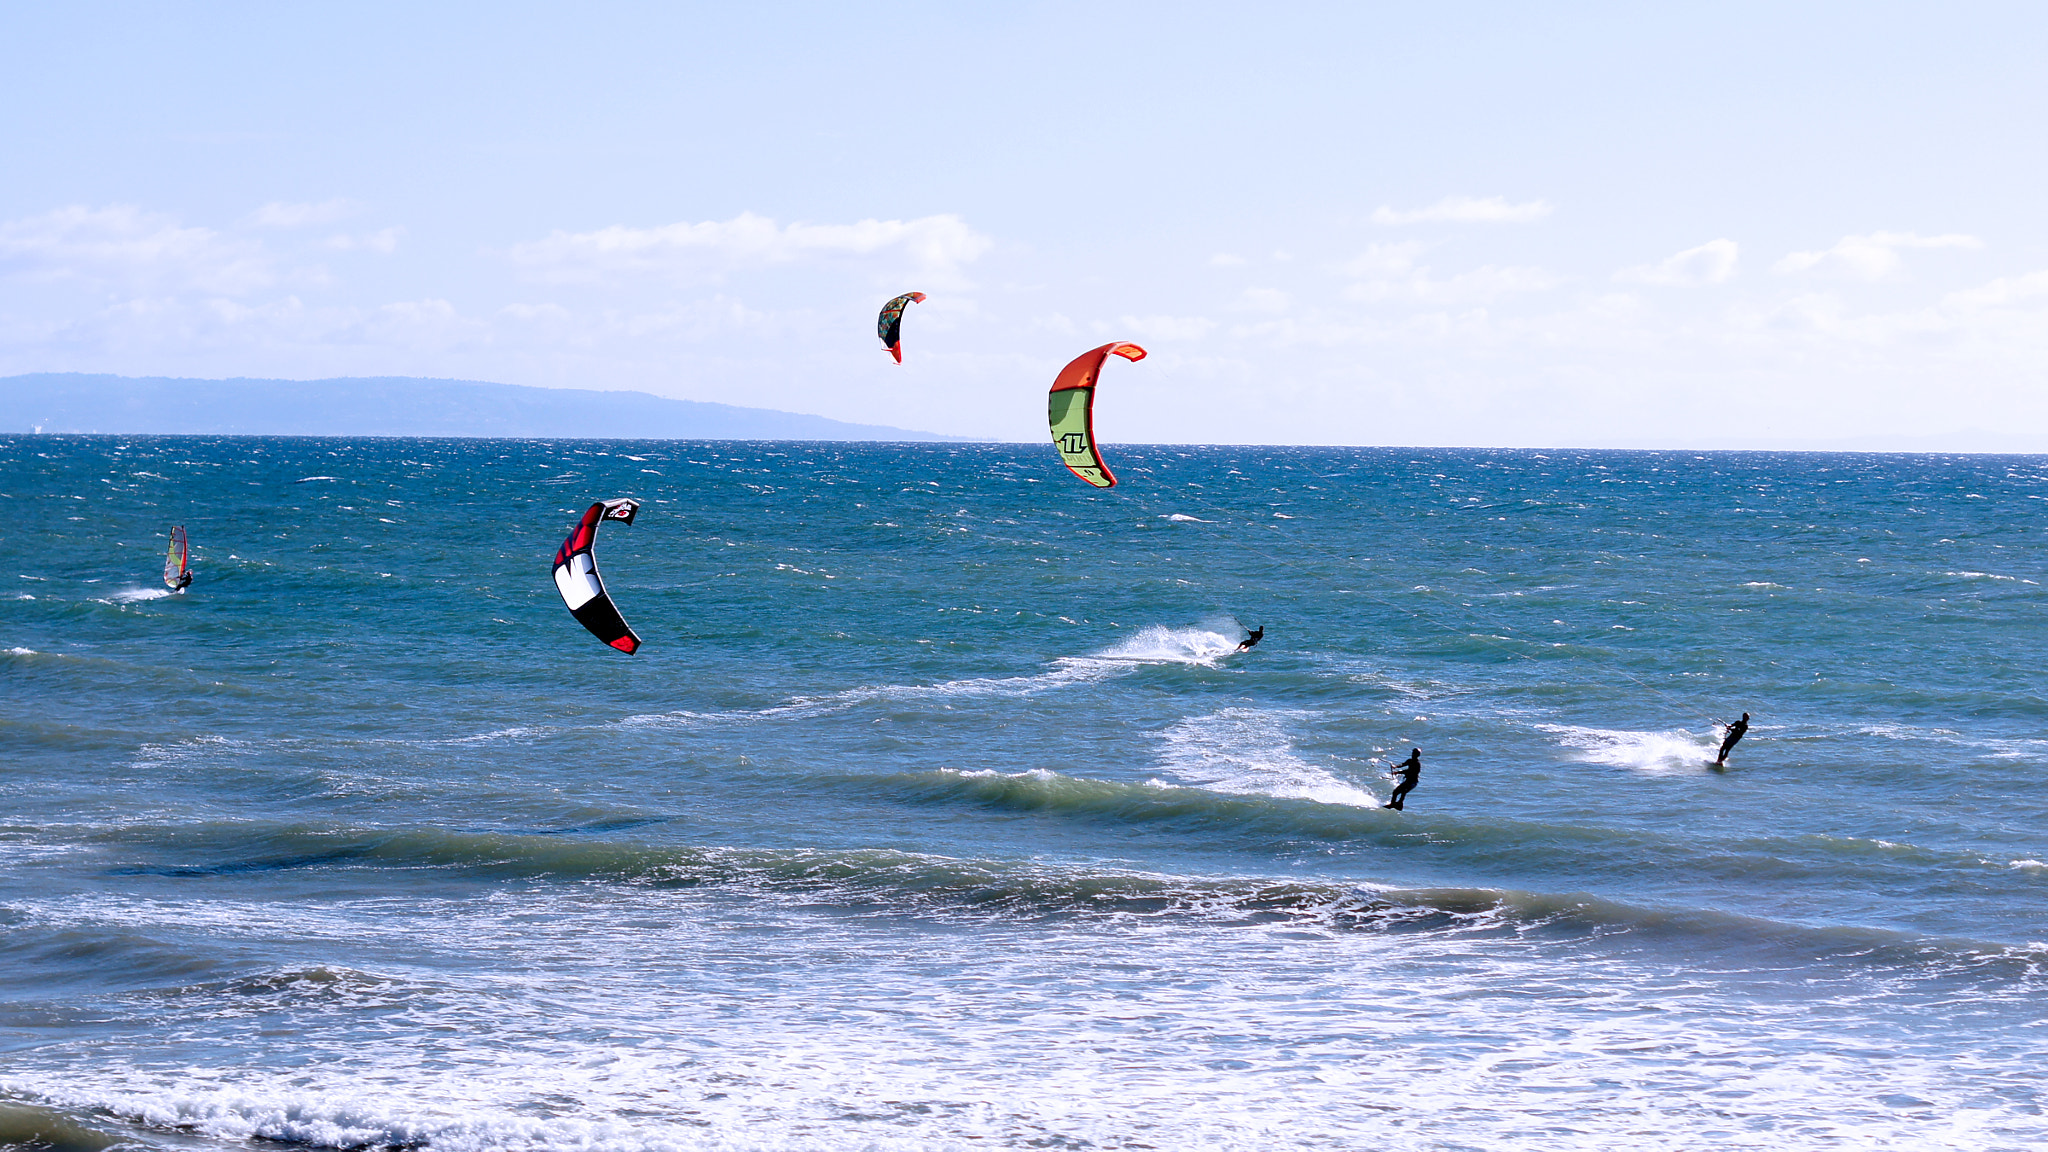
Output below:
[1715,713,1749,767]
[1237,626,1264,651]
[1383,748,1421,810]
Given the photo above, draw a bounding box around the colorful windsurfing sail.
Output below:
[877,292,927,363]
[1047,342,1146,488]
[163,526,191,592]
[551,499,643,654]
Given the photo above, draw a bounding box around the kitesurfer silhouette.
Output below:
[1715,713,1749,767]
[1237,625,1264,651]
[1384,748,1422,810]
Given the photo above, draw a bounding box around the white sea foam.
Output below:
[126,734,259,778]
[1945,570,2037,584]
[1539,723,1715,775]
[1855,723,2048,759]
[425,726,558,746]
[1338,667,1448,699]
[1858,722,1963,742]
[1093,623,1237,665]
[98,586,173,604]
[1157,708,1378,806]
[621,624,1237,729]
[5,647,34,656]
[5,889,2037,1152]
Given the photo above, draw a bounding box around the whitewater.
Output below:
[3,435,2046,1150]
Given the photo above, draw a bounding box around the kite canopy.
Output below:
[163,526,190,591]
[552,499,642,654]
[1047,342,1146,488]
[877,292,927,363]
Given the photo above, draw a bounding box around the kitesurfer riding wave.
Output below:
[1384,748,1422,810]
[1716,713,1750,767]
[1237,625,1263,651]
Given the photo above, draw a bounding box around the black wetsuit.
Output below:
[1384,750,1421,810]
[173,573,192,592]
[1716,714,1749,765]
[1237,626,1264,651]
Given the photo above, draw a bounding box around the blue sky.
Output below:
[4,1,2047,446]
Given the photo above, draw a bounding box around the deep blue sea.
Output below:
[4,435,2047,1151]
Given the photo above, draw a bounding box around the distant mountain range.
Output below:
[0,373,971,441]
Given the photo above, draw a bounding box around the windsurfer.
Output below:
[164,526,192,593]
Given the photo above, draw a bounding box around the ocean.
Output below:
[3,435,2045,1151]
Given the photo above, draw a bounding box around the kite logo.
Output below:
[1059,433,1088,454]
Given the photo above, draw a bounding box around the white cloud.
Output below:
[1338,242,1427,278]
[0,204,273,294]
[1236,287,1291,313]
[13,196,2048,449]
[355,299,487,349]
[506,212,993,283]
[1342,260,1558,304]
[1371,196,1553,226]
[325,227,403,253]
[1941,270,2048,311]
[1772,231,1982,280]
[249,199,360,229]
[500,302,574,324]
[1114,314,1216,341]
[1616,239,1739,286]
[1439,265,1559,297]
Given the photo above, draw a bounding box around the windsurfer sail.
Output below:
[551,499,643,653]
[1047,342,1146,488]
[164,526,192,592]
[877,292,926,363]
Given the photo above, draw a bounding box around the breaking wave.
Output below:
[620,624,1239,729]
